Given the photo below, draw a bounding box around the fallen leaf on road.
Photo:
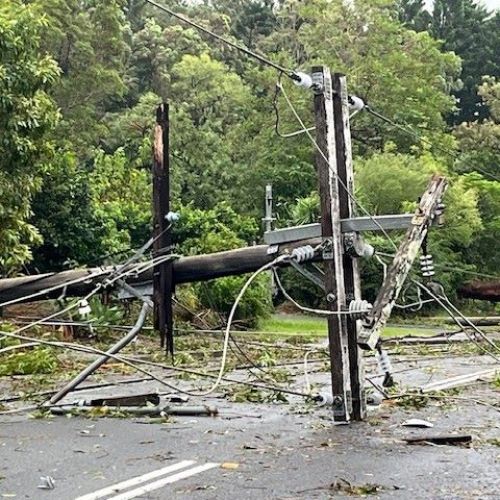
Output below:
[221,462,239,470]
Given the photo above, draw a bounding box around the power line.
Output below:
[376,251,500,281]
[365,106,500,183]
[413,280,500,362]
[144,0,297,79]
[277,81,399,251]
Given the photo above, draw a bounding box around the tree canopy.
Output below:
[1,0,499,316]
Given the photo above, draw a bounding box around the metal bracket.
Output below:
[267,245,279,255]
[322,238,334,260]
[117,281,154,302]
[343,232,374,259]
[289,260,325,291]
[264,214,441,246]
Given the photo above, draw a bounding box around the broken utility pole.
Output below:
[0,239,324,305]
[153,103,174,355]
[358,175,448,350]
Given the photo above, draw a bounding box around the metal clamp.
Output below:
[344,232,375,259]
[322,238,334,260]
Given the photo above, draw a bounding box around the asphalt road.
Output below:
[1,355,499,499]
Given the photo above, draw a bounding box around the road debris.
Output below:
[74,392,160,407]
[405,434,472,446]
[37,476,55,490]
[221,462,239,470]
[420,369,497,393]
[50,404,218,418]
[401,418,434,428]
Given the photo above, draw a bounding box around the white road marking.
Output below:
[107,463,219,500]
[74,460,195,500]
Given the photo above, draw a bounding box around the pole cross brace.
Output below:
[357,175,448,350]
[289,260,326,291]
[264,214,440,246]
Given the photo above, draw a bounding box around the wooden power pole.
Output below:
[332,73,365,420]
[313,66,352,422]
[153,103,174,355]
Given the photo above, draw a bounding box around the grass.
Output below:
[255,314,441,338]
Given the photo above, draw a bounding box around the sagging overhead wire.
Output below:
[0,254,178,351]
[0,251,178,311]
[0,259,312,412]
[272,268,371,317]
[147,0,499,185]
[144,0,297,80]
[413,279,500,362]
[273,76,316,139]
[188,256,290,396]
[376,251,500,282]
[277,81,398,251]
[2,247,328,408]
[365,106,500,183]
[0,268,109,309]
[273,76,366,139]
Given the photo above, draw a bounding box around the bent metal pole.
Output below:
[47,302,150,406]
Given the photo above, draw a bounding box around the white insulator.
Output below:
[435,201,446,225]
[349,95,365,112]
[435,202,446,215]
[376,349,392,374]
[349,299,373,320]
[291,245,315,263]
[314,392,333,406]
[420,254,435,278]
[292,71,313,89]
[360,242,375,258]
[78,299,91,317]
[165,211,180,222]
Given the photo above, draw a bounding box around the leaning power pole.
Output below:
[153,103,174,355]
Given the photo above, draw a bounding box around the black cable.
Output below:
[365,106,500,183]
[273,76,315,138]
[144,0,297,79]
[413,280,500,361]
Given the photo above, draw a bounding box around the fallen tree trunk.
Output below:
[0,238,322,305]
[458,280,500,302]
[440,317,500,327]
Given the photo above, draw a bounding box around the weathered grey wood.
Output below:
[152,103,174,354]
[358,176,448,350]
[313,66,351,422]
[332,73,365,421]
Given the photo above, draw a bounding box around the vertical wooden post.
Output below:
[153,103,174,355]
[312,66,351,422]
[332,73,365,420]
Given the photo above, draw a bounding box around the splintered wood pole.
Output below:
[153,103,174,355]
[312,66,351,422]
[332,73,365,420]
[358,175,448,351]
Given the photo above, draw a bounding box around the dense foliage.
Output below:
[1,0,499,320]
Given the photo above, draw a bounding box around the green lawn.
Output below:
[255,314,441,338]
